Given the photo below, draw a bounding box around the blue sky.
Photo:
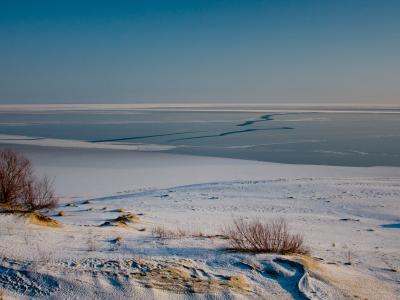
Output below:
[0,0,399,104]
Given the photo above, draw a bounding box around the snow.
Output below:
[0,145,399,299]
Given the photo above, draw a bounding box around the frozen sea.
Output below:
[0,109,399,166]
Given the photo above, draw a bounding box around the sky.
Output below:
[0,0,399,105]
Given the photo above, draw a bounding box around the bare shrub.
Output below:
[0,150,58,211]
[0,149,32,205]
[225,217,308,254]
[21,176,58,211]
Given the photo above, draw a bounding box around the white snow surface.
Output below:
[0,145,399,299]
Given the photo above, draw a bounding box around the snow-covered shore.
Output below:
[0,144,399,299]
[5,143,399,199]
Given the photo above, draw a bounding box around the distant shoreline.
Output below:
[1,103,400,113]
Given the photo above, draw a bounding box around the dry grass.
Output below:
[0,202,15,211]
[151,226,225,239]
[0,205,61,228]
[191,230,205,238]
[113,236,123,243]
[225,217,308,254]
[100,213,140,227]
[227,275,251,291]
[151,226,184,239]
[28,212,62,228]
[114,213,139,224]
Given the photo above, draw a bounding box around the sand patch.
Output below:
[133,263,251,294]
[288,255,398,300]
[48,257,253,296]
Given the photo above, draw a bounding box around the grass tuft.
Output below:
[28,212,62,228]
[100,213,140,227]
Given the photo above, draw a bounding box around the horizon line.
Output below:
[1,103,400,113]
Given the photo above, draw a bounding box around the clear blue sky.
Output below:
[0,0,399,104]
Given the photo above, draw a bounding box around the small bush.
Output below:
[225,217,308,254]
[22,176,58,211]
[0,150,32,204]
[0,150,58,211]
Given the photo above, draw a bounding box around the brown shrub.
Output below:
[0,149,32,204]
[21,176,58,210]
[225,217,308,255]
[0,150,58,211]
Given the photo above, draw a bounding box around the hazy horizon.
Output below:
[1,1,399,105]
[1,102,400,111]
